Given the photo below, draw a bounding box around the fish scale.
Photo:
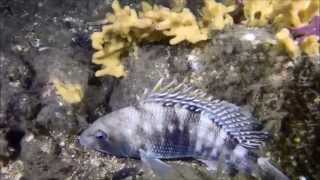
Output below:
[144,104,198,158]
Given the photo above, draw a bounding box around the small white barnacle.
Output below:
[187,105,196,111]
[163,101,174,107]
[168,124,175,132]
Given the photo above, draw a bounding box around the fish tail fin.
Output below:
[227,148,289,180]
[257,157,290,180]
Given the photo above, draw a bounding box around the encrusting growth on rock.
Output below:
[91,0,235,77]
[53,79,84,104]
[202,0,236,30]
[276,28,301,58]
[242,0,319,58]
[272,0,319,29]
[243,0,274,27]
[242,0,319,29]
[143,5,208,45]
[91,0,319,77]
[276,27,319,58]
[300,35,320,57]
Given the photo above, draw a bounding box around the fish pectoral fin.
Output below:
[198,159,219,171]
[139,149,176,178]
[257,157,290,180]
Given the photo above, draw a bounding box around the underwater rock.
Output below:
[0,53,35,117]
[0,128,25,161]
[34,103,78,134]
[0,133,10,160]
[273,57,320,179]
[107,25,285,179]
[7,92,41,123]
[109,44,174,110]
[85,76,115,123]
[107,25,318,179]
[31,48,89,92]
[19,134,73,180]
[26,48,90,134]
[0,53,36,161]
[0,0,319,179]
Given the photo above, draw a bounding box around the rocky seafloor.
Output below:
[0,0,319,180]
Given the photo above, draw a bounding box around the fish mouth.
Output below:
[79,138,94,152]
[79,136,87,148]
[97,142,131,157]
[79,133,96,150]
[95,148,112,154]
[79,133,89,147]
[79,137,110,154]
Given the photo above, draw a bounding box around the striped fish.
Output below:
[80,79,289,179]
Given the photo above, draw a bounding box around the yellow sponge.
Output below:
[202,0,235,30]
[243,0,319,30]
[91,0,237,77]
[152,8,208,44]
[276,28,301,58]
[273,0,320,29]
[243,0,274,27]
[53,79,84,104]
[301,35,320,56]
[90,0,150,77]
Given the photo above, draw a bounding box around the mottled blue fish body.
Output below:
[80,79,289,179]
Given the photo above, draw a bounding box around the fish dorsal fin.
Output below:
[143,79,270,149]
[144,78,220,112]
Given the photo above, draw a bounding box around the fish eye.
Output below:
[95,130,107,140]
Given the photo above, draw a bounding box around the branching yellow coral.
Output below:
[91,32,104,50]
[272,0,320,29]
[91,0,152,77]
[202,0,236,30]
[243,0,274,27]
[301,35,320,56]
[300,0,320,24]
[91,0,237,77]
[91,31,128,77]
[93,51,126,77]
[107,0,153,36]
[276,29,320,58]
[90,0,319,75]
[150,8,208,44]
[170,0,187,12]
[276,28,300,58]
[53,79,84,104]
[241,0,320,58]
[243,0,319,29]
